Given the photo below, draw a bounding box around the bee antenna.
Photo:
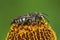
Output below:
[42,15,49,22]
[42,12,48,16]
[39,12,49,22]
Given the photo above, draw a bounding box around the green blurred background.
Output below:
[0,0,60,40]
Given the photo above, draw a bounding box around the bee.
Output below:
[6,12,57,40]
[11,12,48,25]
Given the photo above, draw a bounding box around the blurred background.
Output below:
[0,0,60,40]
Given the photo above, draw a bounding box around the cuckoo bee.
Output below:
[11,12,47,25]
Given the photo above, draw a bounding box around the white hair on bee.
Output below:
[19,19,22,22]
